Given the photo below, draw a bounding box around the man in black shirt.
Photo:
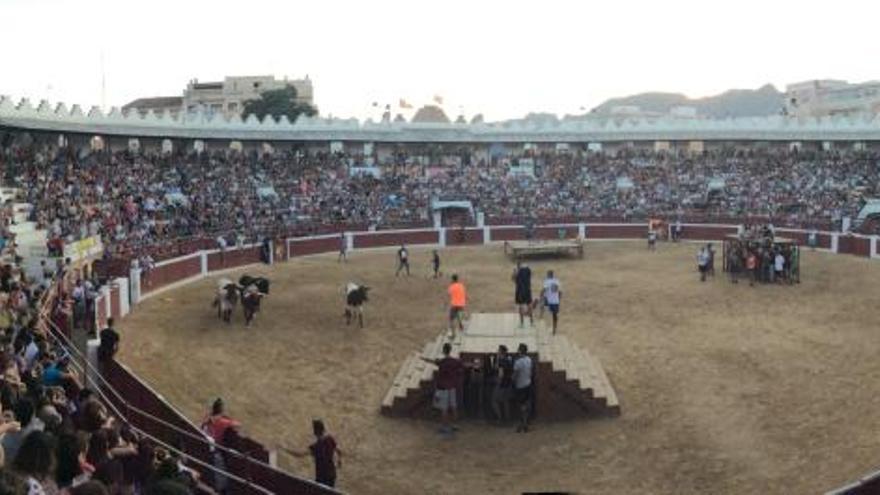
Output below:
[490,345,514,422]
[431,250,441,278]
[98,318,120,362]
[512,262,533,327]
[395,244,410,277]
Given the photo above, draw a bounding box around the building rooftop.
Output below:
[121,96,183,111]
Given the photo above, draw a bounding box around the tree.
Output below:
[411,105,450,123]
[242,85,317,123]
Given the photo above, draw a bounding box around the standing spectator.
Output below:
[746,251,758,287]
[337,232,347,263]
[200,398,240,494]
[98,318,120,362]
[446,274,466,337]
[489,345,513,423]
[774,250,786,283]
[395,245,410,277]
[512,343,533,433]
[72,280,86,330]
[431,250,441,279]
[706,243,716,278]
[285,420,342,488]
[421,342,464,436]
[697,247,710,282]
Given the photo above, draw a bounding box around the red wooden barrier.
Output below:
[288,236,340,257]
[141,255,202,295]
[352,230,438,248]
[586,224,647,239]
[446,228,484,245]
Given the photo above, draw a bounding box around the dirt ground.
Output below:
[118,242,880,494]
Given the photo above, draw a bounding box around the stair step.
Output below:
[8,222,36,234]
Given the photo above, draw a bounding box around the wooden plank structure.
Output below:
[380,313,619,421]
[503,240,585,260]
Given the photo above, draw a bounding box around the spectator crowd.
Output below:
[1,143,878,266]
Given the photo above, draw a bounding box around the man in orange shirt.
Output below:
[447,274,467,337]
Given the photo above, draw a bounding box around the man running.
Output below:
[512,262,533,327]
[541,270,562,335]
[447,274,466,337]
[395,244,410,276]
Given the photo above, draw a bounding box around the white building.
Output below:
[786,79,880,117]
[182,75,313,117]
[122,75,314,119]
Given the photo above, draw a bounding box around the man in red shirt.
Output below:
[421,342,466,435]
[746,251,758,287]
[286,419,343,488]
[201,398,240,493]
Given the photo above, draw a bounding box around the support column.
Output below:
[578,223,586,239]
[439,228,446,247]
[86,338,101,390]
[129,268,142,305]
[483,226,491,244]
[200,251,208,275]
[872,236,878,258]
[346,232,354,252]
[102,286,111,322]
[114,278,130,317]
[831,233,839,253]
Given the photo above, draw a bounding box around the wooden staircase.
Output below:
[381,313,620,420]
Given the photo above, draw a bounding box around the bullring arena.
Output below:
[5,97,880,494]
[92,224,877,494]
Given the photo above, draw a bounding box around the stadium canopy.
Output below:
[707,178,726,191]
[431,199,474,215]
[857,199,880,221]
[616,177,635,190]
[256,186,278,200]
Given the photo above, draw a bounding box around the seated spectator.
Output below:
[13,431,58,494]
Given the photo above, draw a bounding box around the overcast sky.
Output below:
[2,0,877,121]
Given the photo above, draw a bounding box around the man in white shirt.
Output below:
[512,343,533,433]
[774,251,785,282]
[541,270,562,335]
[697,247,709,282]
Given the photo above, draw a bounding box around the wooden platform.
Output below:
[504,240,584,260]
[380,313,619,420]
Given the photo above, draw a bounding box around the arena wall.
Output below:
[352,229,438,249]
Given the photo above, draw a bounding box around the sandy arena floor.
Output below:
[118,242,880,494]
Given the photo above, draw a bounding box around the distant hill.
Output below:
[589,84,785,118]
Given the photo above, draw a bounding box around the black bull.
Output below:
[239,275,270,294]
